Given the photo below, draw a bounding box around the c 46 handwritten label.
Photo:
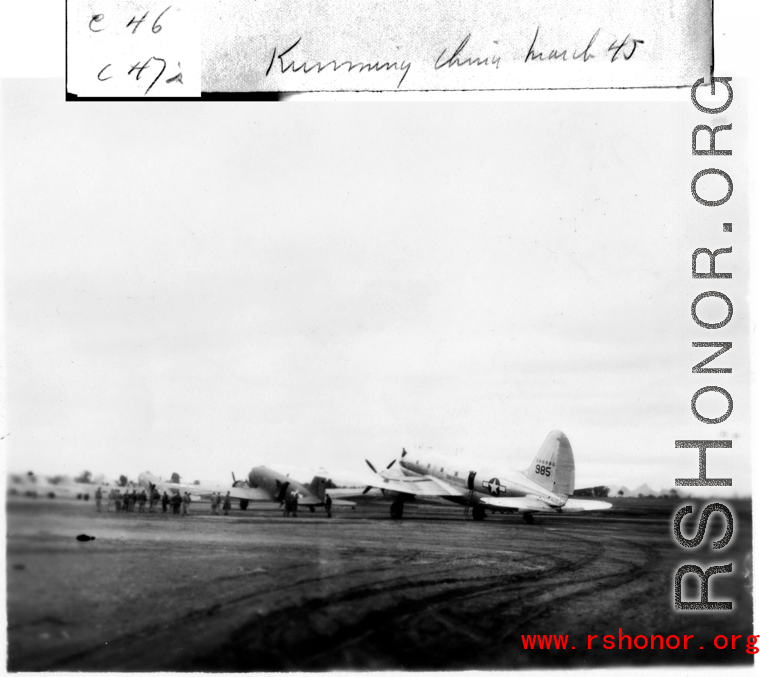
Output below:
[68,0,199,97]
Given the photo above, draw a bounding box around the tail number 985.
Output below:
[535,465,552,477]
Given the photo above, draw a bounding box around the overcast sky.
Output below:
[2,80,750,495]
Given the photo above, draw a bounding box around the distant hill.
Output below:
[631,483,658,497]
[607,484,686,499]
[658,487,685,498]
[572,485,610,497]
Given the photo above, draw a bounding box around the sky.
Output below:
[2,80,750,495]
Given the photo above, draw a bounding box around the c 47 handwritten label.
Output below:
[67,0,200,97]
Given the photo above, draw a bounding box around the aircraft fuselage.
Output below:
[398,449,564,507]
[248,466,321,503]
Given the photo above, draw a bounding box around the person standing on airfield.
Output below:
[161,491,169,513]
[95,487,103,512]
[324,493,332,518]
[182,491,191,516]
[210,492,218,515]
[114,490,123,512]
[283,492,291,517]
[222,492,231,516]
[171,492,182,514]
[291,491,299,517]
[138,490,147,513]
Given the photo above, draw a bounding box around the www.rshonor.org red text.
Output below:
[521,630,759,653]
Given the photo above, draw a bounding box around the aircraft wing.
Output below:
[560,498,613,512]
[192,485,271,502]
[364,474,462,498]
[297,496,356,507]
[329,498,356,507]
[323,487,383,499]
[480,496,613,513]
[140,473,270,502]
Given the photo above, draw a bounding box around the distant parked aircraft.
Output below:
[7,471,117,501]
[138,466,358,511]
[361,430,612,523]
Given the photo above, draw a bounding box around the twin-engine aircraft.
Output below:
[7,471,117,501]
[362,430,612,523]
[138,466,357,511]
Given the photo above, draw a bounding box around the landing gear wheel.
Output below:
[472,505,486,521]
[239,499,249,511]
[523,513,534,524]
[390,501,404,519]
[309,506,315,513]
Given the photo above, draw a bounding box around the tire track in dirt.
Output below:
[295,534,658,669]
[49,541,572,670]
[13,515,668,670]
[183,534,619,669]
[262,532,655,669]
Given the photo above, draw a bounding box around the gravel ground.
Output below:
[6,496,753,670]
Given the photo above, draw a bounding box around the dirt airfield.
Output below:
[6,496,753,671]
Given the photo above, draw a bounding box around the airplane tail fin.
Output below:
[528,430,575,496]
[308,476,328,502]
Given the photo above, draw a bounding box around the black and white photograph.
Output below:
[2,1,757,674]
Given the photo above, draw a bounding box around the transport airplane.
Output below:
[7,471,117,501]
[138,467,357,511]
[362,430,612,523]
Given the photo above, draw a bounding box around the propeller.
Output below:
[364,453,400,494]
[231,471,248,488]
[366,457,396,474]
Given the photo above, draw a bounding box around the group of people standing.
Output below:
[94,486,333,518]
[96,486,161,513]
[283,490,299,517]
[209,492,232,516]
[94,486,196,516]
[159,490,190,515]
[94,486,233,517]
[282,491,332,517]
